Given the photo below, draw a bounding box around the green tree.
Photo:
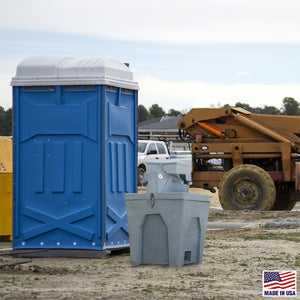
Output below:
[5,108,13,136]
[224,102,282,115]
[0,106,13,136]
[281,97,300,116]
[167,108,181,116]
[235,102,254,112]
[0,106,6,135]
[149,104,165,119]
[138,105,150,122]
[261,106,280,115]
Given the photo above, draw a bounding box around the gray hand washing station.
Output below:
[125,161,210,267]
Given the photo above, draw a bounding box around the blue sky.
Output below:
[1,1,300,112]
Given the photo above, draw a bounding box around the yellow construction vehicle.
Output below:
[178,107,300,211]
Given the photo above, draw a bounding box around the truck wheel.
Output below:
[137,167,145,186]
[219,164,276,211]
[272,183,296,211]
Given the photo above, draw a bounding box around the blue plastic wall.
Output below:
[13,85,137,250]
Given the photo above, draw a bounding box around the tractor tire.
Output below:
[219,164,276,211]
[137,167,145,186]
[272,183,296,211]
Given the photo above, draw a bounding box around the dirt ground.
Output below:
[0,189,299,300]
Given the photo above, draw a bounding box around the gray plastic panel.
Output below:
[146,160,192,180]
[125,192,210,267]
[11,56,139,90]
[145,161,192,193]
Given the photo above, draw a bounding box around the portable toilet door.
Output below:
[11,56,139,251]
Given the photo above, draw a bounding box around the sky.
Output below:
[1,0,300,112]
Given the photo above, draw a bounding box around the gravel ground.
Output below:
[0,190,299,299]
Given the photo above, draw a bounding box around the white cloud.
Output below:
[1,1,300,43]
[0,74,13,109]
[0,58,24,109]
[138,76,300,112]
[236,71,255,77]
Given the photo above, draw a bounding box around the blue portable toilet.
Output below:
[11,56,139,252]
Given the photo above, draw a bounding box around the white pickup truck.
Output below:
[137,140,170,185]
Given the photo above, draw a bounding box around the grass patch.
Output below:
[185,272,211,278]
[239,263,248,267]
[215,212,227,217]
[75,265,82,272]
[142,285,153,293]
[265,256,285,261]
[238,232,300,242]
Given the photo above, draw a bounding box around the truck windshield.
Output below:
[138,142,147,153]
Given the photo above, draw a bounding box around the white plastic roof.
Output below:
[11,56,139,90]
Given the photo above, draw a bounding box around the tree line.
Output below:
[138,97,300,122]
[138,104,182,122]
[0,97,299,135]
[0,106,12,136]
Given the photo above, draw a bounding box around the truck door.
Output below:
[146,143,159,160]
[156,142,170,160]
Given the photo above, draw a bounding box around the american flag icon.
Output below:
[263,271,296,290]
